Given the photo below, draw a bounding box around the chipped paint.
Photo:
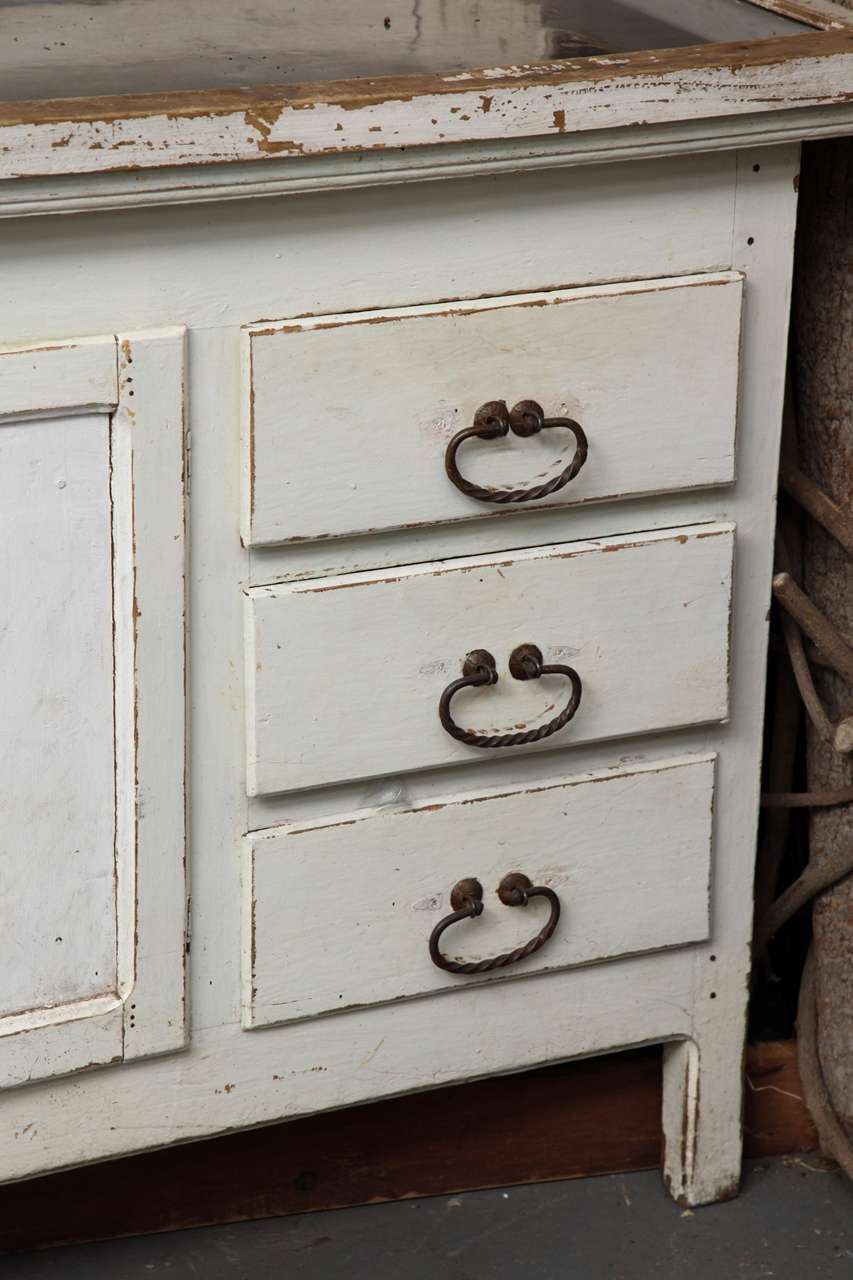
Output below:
[1,33,852,181]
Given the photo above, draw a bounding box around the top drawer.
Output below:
[242,271,742,548]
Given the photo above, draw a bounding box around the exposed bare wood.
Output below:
[0,0,817,105]
[778,609,836,741]
[797,946,853,1177]
[1,32,853,181]
[780,460,853,558]
[760,844,853,944]
[773,572,853,686]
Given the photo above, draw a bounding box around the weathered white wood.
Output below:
[0,412,117,1021]
[114,329,189,1060]
[0,329,187,1089]
[0,338,117,421]
[246,524,734,795]
[246,755,715,1027]
[244,273,742,547]
[1,951,696,1181]
[660,146,802,1206]
[0,155,738,345]
[0,143,805,1212]
[0,998,124,1093]
[1,31,851,182]
[7,104,853,222]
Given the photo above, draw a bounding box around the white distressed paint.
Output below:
[245,524,734,796]
[3,103,853,222]
[246,755,715,1027]
[0,411,116,1019]
[113,330,189,1060]
[0,134,804,1212]
[244,273,743,547]
[0,338,117,420]
[0,35,851,182]
[0,331,187,1090]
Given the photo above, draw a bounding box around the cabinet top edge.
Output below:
[1,28,853,189]
[3,30,851,127]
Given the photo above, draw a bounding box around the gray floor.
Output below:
[4,1157,853,1278]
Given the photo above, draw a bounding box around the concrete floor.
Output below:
[4,1157,853,1278]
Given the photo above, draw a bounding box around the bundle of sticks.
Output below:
[757,425,853,1179]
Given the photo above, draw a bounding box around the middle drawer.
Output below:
[245,523,733,796]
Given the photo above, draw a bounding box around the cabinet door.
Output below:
[0,330,186,1088]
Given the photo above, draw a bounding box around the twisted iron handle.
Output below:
[428,873,561,974]
[445,399,588,504]
[438,643,582,749]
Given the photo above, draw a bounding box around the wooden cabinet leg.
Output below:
[662,1037,743,1207]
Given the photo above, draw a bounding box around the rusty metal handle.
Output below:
[445,399,588,504]
[428,873,561,974]
[438,643,582,749]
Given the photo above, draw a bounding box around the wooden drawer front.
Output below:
[243,272,742,547]
[246,523,732,797]
[244,754,715,1028]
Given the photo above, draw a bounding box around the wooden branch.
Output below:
[780,460,853,559]
[797,946,853,1180]
[773,535,835,742]
[754,656,801,945]
[762,786,853,808]
[758,842,853,947]
[770,631,835,671]
[773,573,853,687]
[778,607,835,742]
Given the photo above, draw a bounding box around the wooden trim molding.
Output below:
[2,32,853,185]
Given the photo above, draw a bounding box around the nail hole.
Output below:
[710,992,717,999]
[710,954,717,962]
[747,237,755,246]
[753,163,761,172]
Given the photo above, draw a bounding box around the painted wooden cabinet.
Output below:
[0,333,186,1089]
[1,0,852,1210]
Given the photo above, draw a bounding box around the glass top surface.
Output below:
[0,0,812,104]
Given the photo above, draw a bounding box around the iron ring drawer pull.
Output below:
[428,873,561,974]
[438,643,582,749]
[445,399,588,504]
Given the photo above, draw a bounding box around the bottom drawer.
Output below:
[243,753,715,1029]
